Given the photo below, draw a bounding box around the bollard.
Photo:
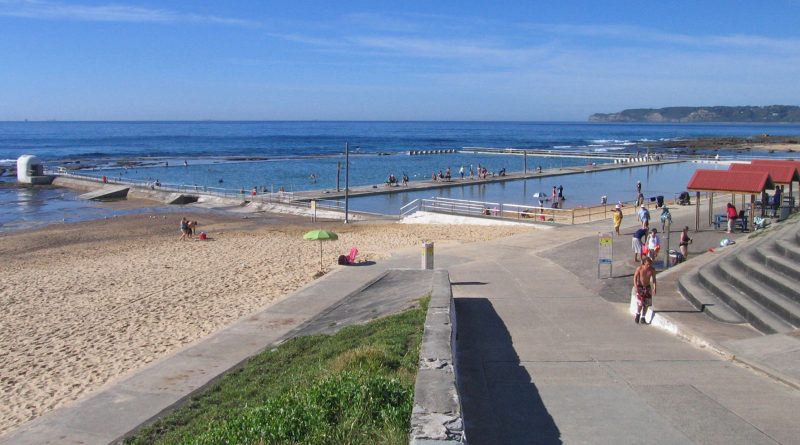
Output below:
[422,241,434,270]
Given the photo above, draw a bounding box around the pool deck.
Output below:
[291,159,683,202]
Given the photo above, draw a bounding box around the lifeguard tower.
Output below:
[16,155,54,184]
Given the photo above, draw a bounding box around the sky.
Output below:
[1,0,799,121]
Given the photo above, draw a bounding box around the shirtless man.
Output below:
[633,256,657,324]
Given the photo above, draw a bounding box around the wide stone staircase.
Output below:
[677,220,800,334]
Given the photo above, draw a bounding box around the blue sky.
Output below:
[1,0,799,121]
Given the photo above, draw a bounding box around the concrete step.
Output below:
[772,240,800,264]
[697,263,795,334]
[722,255,800,327]
[166,193,200,205]
[751,243,800,291]
[79,185,129,200]
[676,274,746,324]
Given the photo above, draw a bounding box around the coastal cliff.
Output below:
[589,105,800,123]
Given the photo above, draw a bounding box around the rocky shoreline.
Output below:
[641,134,800,153]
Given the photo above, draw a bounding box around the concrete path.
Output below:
[431,203,800,444]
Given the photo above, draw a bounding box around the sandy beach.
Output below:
[0,211,530,435]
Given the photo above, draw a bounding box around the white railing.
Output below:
[400,199,421,217]
[400,196,659,225]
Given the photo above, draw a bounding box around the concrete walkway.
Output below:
[434,204,800,444]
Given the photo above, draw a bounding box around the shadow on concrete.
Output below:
[455,298,562,445]
[347,260,376,267]
[656,308,704,314]
[451,281,488,286]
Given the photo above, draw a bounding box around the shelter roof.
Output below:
[687,170,774,193]
[728,163,800,184]
[751,159,800,170]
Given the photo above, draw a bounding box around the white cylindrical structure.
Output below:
[17,155,43,184]
[421,241,434,270]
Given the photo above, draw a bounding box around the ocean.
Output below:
[1,121,799,231]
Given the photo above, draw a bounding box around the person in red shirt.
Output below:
[726,203,738,234]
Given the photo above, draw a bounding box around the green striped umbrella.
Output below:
[303,230,339,272]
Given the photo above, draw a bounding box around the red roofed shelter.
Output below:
[687,170,775,230]
[750,159,800,202]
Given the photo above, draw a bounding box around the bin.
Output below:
[780,205,792,220]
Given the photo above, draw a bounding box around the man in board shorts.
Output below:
[633,256,657,324]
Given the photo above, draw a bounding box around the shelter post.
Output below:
[708,192,714,226]
[695,192,700,231]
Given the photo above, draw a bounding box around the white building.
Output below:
[17,155,53,184]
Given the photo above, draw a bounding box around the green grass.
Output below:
[125,298,428,445]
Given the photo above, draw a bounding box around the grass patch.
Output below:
[126,298,428,445]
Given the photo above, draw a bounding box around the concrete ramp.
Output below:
[79,185,129,200]
[166,193,200,205]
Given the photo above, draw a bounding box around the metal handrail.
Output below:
[400,199,421,217]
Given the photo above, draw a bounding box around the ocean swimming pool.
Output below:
[344,161,727,215]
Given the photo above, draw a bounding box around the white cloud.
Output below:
[0,0,257,26]
[348,35,554,63]
[533,23,800,53]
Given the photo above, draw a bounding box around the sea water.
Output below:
[1,121,799,230]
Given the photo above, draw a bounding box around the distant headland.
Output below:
[589,105,800,123]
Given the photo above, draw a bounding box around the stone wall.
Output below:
[409,270,465,444]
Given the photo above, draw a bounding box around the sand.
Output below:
[0,211,530,435]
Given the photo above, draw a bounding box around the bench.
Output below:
[713,214,748,231]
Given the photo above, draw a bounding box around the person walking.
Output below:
[726,202,738,233]
[632,227,648,263]
[612,204,623,235]
[659,206,672,232]
[551,186,558,209]
[679,226,692,260]
[179,217,190,241]
[772,186,783,217]
[633,256,657,324]
[638,204,650,229]
[459,165,465,179]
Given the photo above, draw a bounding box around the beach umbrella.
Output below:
[532,192,547,198]
[303,229,339,272]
